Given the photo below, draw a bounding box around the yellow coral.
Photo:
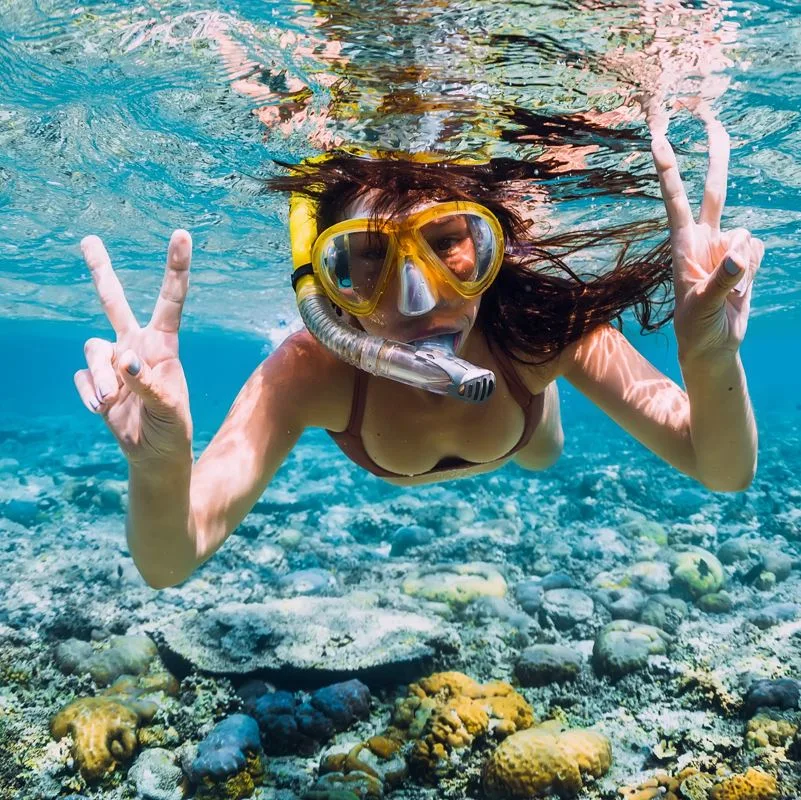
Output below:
[710,769,778,800]
[402,563,507,606]
[50,670,178,781]
[745,714,798,749]
[482,722,612,799]
[618,769,711,800]
[50,697,140,780]
[393,671,534,782]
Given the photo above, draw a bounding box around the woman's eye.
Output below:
[435,237,460,251]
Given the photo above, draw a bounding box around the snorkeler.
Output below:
[75,109,763,590]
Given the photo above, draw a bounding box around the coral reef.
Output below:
[709,768,779,800]
[50,671,178,781]
[390,671,533,781]
[482,720,611,799]
[243,680,371,756]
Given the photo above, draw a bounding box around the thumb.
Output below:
[118,351,173,414]
[706,251,748,302]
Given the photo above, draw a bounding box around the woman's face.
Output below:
[338,190,482,353]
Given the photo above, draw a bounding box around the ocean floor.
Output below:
[1,404,800,800]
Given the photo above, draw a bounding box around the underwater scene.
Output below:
[1,0,801,799]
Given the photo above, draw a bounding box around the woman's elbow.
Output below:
[695,467,756,493]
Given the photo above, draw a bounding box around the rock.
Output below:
[515,580,544,615]
[471,597,534,641]
[744,678,801,716]
[541,589,594,630]
[540,572,574,591]
[627,561,672,594]
[671,548,725,598]
[717,538,753,565]
[156,598,455,686]
[0,498,44,527]
[402,562,507,606]
[278,569,339,597]
[596,588,646,620]
[54,635,158,687]
[390,525,434,556]
[640,595,687,633]
[592,620,670,679]
[749,603,801,630]
[755,571,777,591]
[129,748,186,800]
[514,645,583,687]
[310,680,371,730]
[697,591,733,614]
[760,551,793,582]
[187,714,262,792]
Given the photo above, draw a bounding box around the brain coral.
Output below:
[482,720,612,799]
[50,672,178,781]
[709,769,778,800]
[391,671,533,781]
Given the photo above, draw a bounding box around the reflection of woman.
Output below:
[74,9,763,590]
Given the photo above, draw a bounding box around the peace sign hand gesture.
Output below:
[74,230,194,467]
[651,108,765,364]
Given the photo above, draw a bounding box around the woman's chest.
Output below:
[358,374,532,476]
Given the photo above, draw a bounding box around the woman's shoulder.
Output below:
[267,329,355,430]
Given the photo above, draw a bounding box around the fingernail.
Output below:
[724,256,742,275]
[127,357,141,376]
[90,398,100,411]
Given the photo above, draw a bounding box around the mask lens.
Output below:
[319,230,390,306]
[419,212,500,287]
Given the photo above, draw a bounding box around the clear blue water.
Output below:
[2,1,801,798]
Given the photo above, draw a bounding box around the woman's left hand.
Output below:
[650,108,765,363]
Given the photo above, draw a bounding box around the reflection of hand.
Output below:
[600,0,736,122]
[212,20,346,149]
[75,231,195,467]
[651,115,764,363]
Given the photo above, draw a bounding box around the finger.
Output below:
[150,230,192,334]
[84,337,120,406]
[74,369,104,414]
[81,236,139,335]
[698,120,730,229]
[651,134,694,231]
[732,236,764,297]
[118,349,175,416]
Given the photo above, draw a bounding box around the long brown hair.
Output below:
[266,125,674,366]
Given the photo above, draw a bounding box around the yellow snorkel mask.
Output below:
[289,150,502,402]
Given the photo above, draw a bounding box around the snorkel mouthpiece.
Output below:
[297,293,495,402]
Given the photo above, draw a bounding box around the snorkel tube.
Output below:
[289,189,496,403]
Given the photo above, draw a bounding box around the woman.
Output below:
[74,111,763,590]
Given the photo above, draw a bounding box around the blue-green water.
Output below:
[2,1,801,799]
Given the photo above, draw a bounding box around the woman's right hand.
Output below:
[75,230,194,467]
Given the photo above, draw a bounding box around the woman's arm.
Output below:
[557,323,756,492]
[130,331,347,588]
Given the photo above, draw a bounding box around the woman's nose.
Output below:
[397,256,437,317]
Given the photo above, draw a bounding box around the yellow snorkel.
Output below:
[288,152,497,402]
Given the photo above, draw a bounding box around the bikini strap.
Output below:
[346,368,369,435]
[485,336,533,409]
